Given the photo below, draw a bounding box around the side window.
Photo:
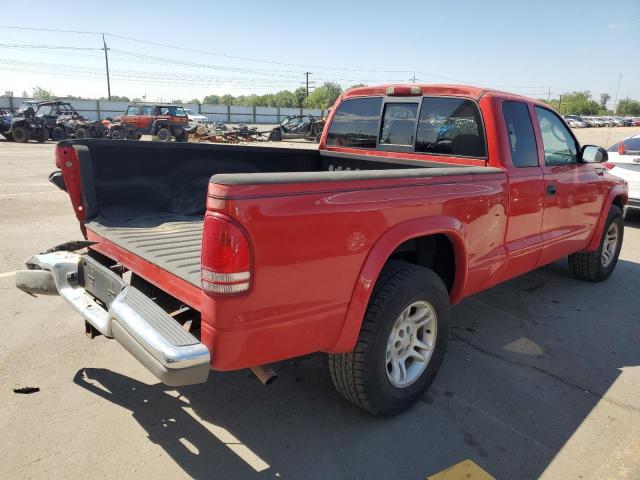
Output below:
[326,97,382,148]
[415,98,486,158]
[502,101,539,167]
[535,107,578,165]
[126,106,141,115]
[141,106,154,115]
[379,103,418,146]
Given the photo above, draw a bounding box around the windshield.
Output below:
[159,106,187,116]
[184,109,193,115]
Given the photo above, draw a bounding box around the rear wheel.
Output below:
[50,126,66,141]
[74,127,88,139]
[109,126,124,139]
[12,125,29,143]
[154,127,171,142]
[34,128,48,143]
[328,261,449,415]
[269,129,282,141]
[175,131,189,142]
[568,205,623,281]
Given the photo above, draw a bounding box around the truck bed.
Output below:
[71,140,497,296]
[86,215,203,286]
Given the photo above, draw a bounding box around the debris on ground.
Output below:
[13,387,40,394]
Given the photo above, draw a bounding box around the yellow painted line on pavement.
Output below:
[427,460,495,480]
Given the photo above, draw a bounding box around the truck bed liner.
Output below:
[86,214,203,287]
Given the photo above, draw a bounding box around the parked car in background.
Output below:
[566,118,587,128]
[184,108,208,124]
[606,134,640,212]
[108,104,191,141]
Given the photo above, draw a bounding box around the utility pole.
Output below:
[411,72,417,84]
[547,87,551,102]
[304,72,312,108]
[102,33,111,101]
[607,73,622,146]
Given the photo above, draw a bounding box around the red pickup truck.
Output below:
[17,84,628,415]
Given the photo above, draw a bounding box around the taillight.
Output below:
[201,214,252,294]
[602,162,615,170]
[618,142,626,155]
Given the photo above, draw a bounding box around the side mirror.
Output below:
[581,145,608,163]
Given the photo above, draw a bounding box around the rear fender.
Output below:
[585,185,628,251]
[329,215,468,353]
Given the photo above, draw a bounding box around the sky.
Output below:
[0,0,638,106]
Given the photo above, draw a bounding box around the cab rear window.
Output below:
[326,97,382,148]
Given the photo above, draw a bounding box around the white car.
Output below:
[606,134,640,212]
[567,119,587,128]
[183,108,208,124]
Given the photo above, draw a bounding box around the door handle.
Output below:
[546,184,557,196]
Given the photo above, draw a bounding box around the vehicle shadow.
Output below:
[73,254,640,479]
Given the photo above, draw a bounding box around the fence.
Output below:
[0,96,329,124]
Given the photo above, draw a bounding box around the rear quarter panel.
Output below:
[203,173,507,370]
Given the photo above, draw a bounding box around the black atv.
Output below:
[9,106,49,143]
[268,115,325,143]
[0,110,12,140]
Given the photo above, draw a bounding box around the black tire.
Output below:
[569,205,624,282]
[50,126,66,141]
[175,130,189,142]
[109,126,124,139]
[34,128,48,143]
[154,127,171,142]
[74,127,88,139]
[12,125,30,143]
[269,129,282,141]
[328,260,450,416]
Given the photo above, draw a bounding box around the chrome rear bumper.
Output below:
[16,251,210,386]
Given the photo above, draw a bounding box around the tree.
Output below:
[220,94,235,105]
[100,95,130,102]
[21,90,28,98]
[171,99,184,104]
[306,82,343,109]
[616,99,640,116]
[31,86,55,100]
[548,91,602,115]
[599,93,611,110]
[187,98,201,104]
[293,87,307,108]
[203,94,220,105]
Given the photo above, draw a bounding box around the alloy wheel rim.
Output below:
[601,222,619,268]
[385,300,437,388]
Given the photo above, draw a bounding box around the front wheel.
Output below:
[153,127,171,142]
[12,125,30,143]
[568,205,623,281]
[328,261,449,416]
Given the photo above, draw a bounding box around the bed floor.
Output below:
[85,214,204,287]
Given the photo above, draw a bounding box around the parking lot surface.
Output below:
[1,131,640,479]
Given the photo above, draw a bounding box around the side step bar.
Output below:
[16,251,210,386]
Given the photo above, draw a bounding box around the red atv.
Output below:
[108,104,191,142]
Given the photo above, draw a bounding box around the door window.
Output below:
[141,106,154,115]
[502,101,539,167]
[535,107,578,165]
[326,97,382,148]
[379,103,419,146]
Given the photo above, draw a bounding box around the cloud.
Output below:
[608,21,631,29]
